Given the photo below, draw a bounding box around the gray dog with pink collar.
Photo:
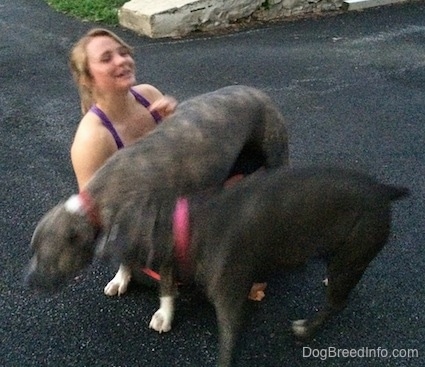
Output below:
[26,84,289,287]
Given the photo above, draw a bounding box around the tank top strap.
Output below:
[89,105,124,149]
[130,88,162,124]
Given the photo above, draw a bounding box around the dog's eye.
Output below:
[68,228,81,244]
[68,227,93,250]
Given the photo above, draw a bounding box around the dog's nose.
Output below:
[24,259,45,290]
[24,267,44,291]
[24,270,38,289]
[24,270,66,293]
[24,257,38,287]
[24,259,66,293]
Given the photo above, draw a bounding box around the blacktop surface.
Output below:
[1,0,424,366]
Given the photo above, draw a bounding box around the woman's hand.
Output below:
[149,95,177,118]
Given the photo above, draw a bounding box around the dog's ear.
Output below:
[98,202,159,267]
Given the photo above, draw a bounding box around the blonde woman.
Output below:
[70,28,177,190]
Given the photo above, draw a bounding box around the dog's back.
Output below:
[193,167,409,269]
[88,85,289,200]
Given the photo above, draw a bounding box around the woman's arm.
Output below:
[70,114,117,191]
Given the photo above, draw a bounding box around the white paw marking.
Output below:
[149,296,174,333]
[323,277,329,286]
[292,319,308,337]
[149,310,172,333]
[104,265,131,296]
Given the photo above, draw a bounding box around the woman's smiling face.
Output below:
[86,35,136,92]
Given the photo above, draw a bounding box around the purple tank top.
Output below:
[89,88,162,149]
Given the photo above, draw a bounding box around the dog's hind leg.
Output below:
[292,265,367,340]
[292,251,376,340]
[292,213,390,340]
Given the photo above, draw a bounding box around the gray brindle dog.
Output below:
[25,85,288,304]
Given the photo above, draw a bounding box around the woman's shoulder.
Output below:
[132,84,164,101]
[72,112,116,154]
[71,112,117,189]
[75,111,103,137]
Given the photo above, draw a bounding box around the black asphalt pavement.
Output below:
[1,1,424,366]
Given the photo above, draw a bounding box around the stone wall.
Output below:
[119,0,346,38]
[253,0,344,21]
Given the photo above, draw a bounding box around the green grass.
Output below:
[45,0,128,25]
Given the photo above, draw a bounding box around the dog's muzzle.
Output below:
[24,257,69,293]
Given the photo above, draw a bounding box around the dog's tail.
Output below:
[380,184,410,202]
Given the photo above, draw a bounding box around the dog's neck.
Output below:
[64,191,102,230]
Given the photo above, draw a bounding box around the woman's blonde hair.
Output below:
[69,28,134,114]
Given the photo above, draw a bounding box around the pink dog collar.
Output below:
[173,197,191,264]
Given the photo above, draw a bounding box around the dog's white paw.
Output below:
[149,296,174,333]
[292,319,308,338]
[149,310,172,333]
[104,279,128,296]
[322,277,329,287]
[104,265,131,296]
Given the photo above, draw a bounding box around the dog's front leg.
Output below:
[104,264,132,296]
[149,264,177,333]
